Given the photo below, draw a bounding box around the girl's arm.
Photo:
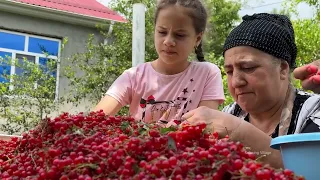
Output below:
[199,63,225,110]
[198,100,220,110]
[93,69,133,115]
[93,95,123,116]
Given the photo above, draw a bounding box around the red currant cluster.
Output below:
[0,111,304,180]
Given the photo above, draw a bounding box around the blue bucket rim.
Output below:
[270,132,320,150]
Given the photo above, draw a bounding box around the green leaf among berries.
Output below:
[160,126,177,135]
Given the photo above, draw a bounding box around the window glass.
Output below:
[0,31,25,51]
[15,54,35,76]
[28,37,59,56]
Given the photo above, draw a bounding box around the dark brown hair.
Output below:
[154,0,208,62]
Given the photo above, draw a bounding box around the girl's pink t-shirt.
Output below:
[106,61,225,123]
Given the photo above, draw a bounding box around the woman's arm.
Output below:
[182,107,284,169]
[230,120,284,169]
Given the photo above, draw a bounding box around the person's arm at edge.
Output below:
[293,60,320,94]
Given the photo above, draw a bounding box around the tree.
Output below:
[293,19,320,67]
[284,0,320,89]
[269,8,292,18]
[203,0,242,58]
[287,0,320,20]
[0,54,59,134]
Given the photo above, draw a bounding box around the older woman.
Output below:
[182,13,320,169]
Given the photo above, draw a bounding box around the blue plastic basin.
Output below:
[270,133,320,180]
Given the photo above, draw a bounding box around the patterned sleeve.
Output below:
[222,102,249,119]
[294,94,320,133]
[222,103,236,114]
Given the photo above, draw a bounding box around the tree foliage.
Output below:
[0,55,58,134]
[203,0,242,57]
[287,0,320,20]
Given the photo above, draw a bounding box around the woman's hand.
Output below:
[293,60,320,94]
[180,106,243,138]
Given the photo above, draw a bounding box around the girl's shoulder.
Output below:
[121,62,152,76]
[190,61,221,73]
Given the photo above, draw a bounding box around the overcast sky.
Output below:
[97,0,316,20]
[239,0,315,20]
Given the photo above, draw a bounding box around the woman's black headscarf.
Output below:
[223,13,297,69]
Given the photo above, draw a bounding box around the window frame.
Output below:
[0,29,61,102]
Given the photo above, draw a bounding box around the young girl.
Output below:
[94,0,225,123]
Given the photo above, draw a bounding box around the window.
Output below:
[15,54,35,76]
[29,37,59,56]
[0,29,61,100]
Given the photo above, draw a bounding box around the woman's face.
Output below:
[224,46,290,113]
